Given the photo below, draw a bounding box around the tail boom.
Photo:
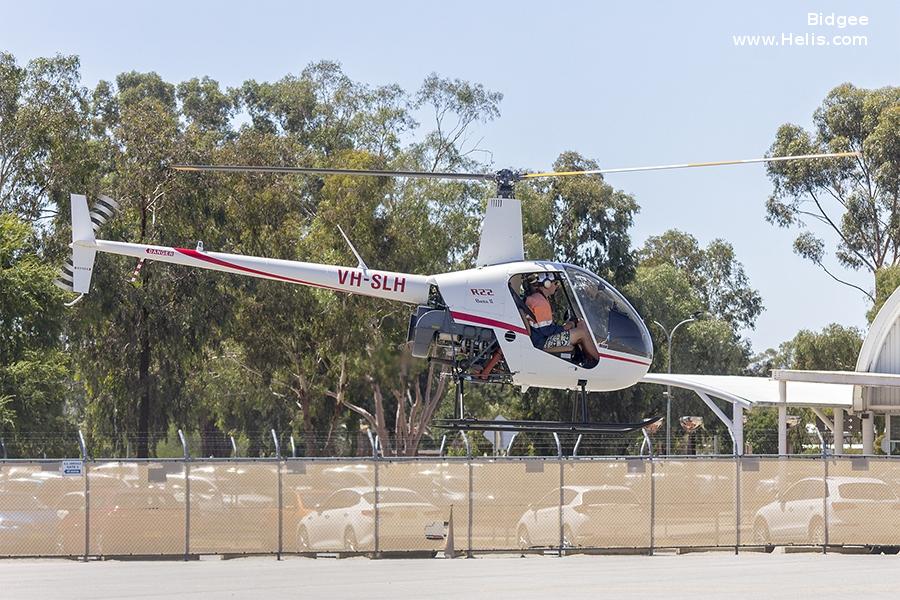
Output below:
[92,239,431,304]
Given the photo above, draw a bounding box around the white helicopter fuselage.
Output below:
[61,194,652,395]
[432,262,652,392]
[81,242,650,393]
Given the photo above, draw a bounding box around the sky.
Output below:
[2,0,898,352]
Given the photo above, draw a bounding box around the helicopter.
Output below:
[55,151,858,433]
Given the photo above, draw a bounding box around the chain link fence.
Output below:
[3,453,900,558]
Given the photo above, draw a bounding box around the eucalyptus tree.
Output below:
[766,84,900,304]
[203,66,502,455]
[638,229,763,331]
[62,71,237,457]
[0,53,91,222]
[0,214,73,456]
[521,152,639,286]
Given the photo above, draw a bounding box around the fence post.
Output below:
[374,451,380,557]
[289,435,297,458]
[0,437,6,459]
[642,428,655,555]
[271,429,283,560]
[178,430,190,561]
[823,450,829,553]
[553,432,563,556]
[467,454,473,558]
[230,435,238,458]
[558,452,565,557]
[78,430,89,562]
[734,446,740,555]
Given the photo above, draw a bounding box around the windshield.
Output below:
[563,266,652,359]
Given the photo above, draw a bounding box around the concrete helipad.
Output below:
[2,552,900,599]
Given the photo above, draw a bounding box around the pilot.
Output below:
[525,273,600,364]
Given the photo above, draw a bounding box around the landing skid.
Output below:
[446,373,661,434]
[434,416,662,434]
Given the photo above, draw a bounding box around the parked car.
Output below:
[516,485,647,549]
[752,477,900,547]
[297,487,441,553]
[91,487,184,555]
[0,493,61,555]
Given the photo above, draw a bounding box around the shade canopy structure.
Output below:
[638,285,900,455]
[641,373,855,409]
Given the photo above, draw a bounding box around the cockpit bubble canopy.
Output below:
[563,266,653,359]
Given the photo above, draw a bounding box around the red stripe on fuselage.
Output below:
[175,248,343,292]
[597,352,651,367]
[450,311,530,335]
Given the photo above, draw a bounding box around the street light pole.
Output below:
[652,313,702,455]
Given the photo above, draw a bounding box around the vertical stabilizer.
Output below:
[475,197,524,266]
[71,193,95,244]
[55,194,119,294]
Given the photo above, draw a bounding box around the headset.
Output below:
[529,273,556,289]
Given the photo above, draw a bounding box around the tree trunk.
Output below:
[299,393,317,457]
[136,305,152,458]
[199,418,228,457]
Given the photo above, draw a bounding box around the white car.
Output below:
[297,486,441,553]
[752,476,900,547]
[516,485,647,549]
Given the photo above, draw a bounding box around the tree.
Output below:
[61,71,237,457]
[622,236,760,453]
[0,53,90,222]
[638,230,763,331]
[212,66,501,456]
[412,73,502,172]
[0,214,74,456]
[776,323,864,372]
[867,264,900,322]
[746,323,864,453]
[522,152,639,286]
[766,84,900,303]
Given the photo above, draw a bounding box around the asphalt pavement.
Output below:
[2,552,899,599]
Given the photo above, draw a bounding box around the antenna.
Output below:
[337,225,369,272]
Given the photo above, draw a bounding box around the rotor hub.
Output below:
[494,169,520,199]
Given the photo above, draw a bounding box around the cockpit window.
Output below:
[563,267,652,359]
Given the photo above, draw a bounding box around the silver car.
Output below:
[297,486,441,553]
[516,485,647,549]
[752,476,900,547]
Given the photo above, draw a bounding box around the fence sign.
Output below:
[61,459,83,476]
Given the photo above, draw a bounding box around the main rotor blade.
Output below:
[171,164,494,182]
[522,151,861,179]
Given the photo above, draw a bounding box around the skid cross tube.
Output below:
[434,416,662,434]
